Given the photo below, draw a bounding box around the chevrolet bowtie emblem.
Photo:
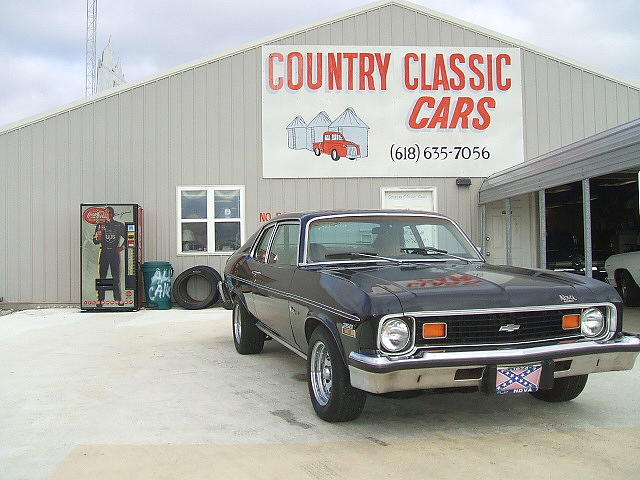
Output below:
[499,324,521,333]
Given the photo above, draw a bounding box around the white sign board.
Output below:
[262,46,523,178]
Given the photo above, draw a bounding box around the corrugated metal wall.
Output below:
[1,3,639,303]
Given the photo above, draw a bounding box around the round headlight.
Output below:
[581,307,605,337]
[380,318,411,352]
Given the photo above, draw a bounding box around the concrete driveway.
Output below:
[1,307,639,479]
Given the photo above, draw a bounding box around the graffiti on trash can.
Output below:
[149,269,171,302]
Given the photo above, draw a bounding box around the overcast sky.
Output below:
[1,0,638,127]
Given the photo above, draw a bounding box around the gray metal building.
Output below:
[0,0,639,304]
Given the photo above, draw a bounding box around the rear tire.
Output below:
[530,374,588,402]
[307,327,366,422]
[314,148,321,156]
[232,301,265,354]
[619,270,640,307]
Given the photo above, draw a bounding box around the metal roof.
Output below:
[330,107,369,128]
[308,111,332,127]
[1,0,639,135]
[478,118,640,204]
[286,116,307,128]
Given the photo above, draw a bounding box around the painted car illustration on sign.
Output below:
[313,131,361,161]
[284,107,370,160]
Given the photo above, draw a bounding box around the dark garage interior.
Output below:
[545,171,639,280]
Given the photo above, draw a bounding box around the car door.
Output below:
[243,224,276,318]
[252,222,300,345]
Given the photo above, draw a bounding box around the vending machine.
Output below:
[80,204,143,311]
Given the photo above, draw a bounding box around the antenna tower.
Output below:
[85,0,98,96]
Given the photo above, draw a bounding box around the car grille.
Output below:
[347,146,358,157]
[414,308,584,347]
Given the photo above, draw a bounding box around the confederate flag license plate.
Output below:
[495,364,543,395]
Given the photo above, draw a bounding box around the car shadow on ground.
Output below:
[250,339,601,435]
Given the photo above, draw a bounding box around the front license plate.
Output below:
[495,364,542,395]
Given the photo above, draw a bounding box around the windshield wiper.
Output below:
[324,252,403,264]
[400,246,471,264]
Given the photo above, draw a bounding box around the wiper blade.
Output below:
[324,252,403,263]
[400,247,470,263]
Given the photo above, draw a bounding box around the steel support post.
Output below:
[582,179,592,278]
[538,190,546,269]
[505,198,512,266]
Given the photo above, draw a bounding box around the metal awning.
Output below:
[479,118,640,204]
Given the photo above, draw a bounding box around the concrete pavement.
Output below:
[1,307,639,479]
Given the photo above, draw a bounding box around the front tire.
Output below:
[307,327,366,422]
[232,301,265,354]
[530,374,588,402]
[619,270,640,306]
[330,149,340,161]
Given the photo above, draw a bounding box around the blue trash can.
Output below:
[142,261,173,309]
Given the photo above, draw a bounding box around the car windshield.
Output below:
[306,215,482,263]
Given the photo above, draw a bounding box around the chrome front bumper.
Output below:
[348,335,640,394]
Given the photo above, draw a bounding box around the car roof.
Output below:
[271,209,448,222]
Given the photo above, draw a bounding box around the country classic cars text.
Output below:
[267,50,515,131]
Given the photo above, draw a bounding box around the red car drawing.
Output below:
[313,131,361,161]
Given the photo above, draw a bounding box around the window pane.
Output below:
[214,190,241,219]
[181,190,207,219]
[269,224,300,266]
[215,222,241,252]
[307,216,480,262]
[182,222,207,252]
[254,226,274,262]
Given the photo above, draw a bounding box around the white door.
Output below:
[381,187,437,212]
[484,195,534,267]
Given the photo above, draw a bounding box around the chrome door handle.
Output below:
[253,271,262,276]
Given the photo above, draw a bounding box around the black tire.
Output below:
[172,266,221,310]
[330,149,340,161]
[619,270,640,307]
[530,374,588,402]
[232,301,265,354]
[314,148,321,156]
[307,326,366,422]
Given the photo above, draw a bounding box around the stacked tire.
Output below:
[172,266,221,310]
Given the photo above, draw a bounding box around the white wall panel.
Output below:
[0,3,638,302]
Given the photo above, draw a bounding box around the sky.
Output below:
[1,0,638,127]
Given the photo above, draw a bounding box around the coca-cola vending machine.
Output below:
[80,204,143,311]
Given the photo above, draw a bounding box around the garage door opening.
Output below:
[545,171,639,280]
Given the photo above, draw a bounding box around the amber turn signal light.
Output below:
[562,314,580,330]
[423,322,447,339]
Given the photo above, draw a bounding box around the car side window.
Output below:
[268,223,300,266]
[254,225,274,263]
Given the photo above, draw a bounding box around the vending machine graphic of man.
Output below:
[93,206,127,305]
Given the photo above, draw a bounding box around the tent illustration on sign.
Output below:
[285,107,369,161]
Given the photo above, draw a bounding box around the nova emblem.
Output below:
[559,294,577,303]
[499,324,521,333]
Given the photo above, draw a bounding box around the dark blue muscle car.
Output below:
[221,210,640,422]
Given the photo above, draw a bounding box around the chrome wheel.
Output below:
[233,304,242,342]
[310,340,332,406]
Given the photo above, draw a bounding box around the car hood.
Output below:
[318,262,620,313]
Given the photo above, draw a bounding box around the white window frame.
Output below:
[380,186,438,212]
[176,185,245,256]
